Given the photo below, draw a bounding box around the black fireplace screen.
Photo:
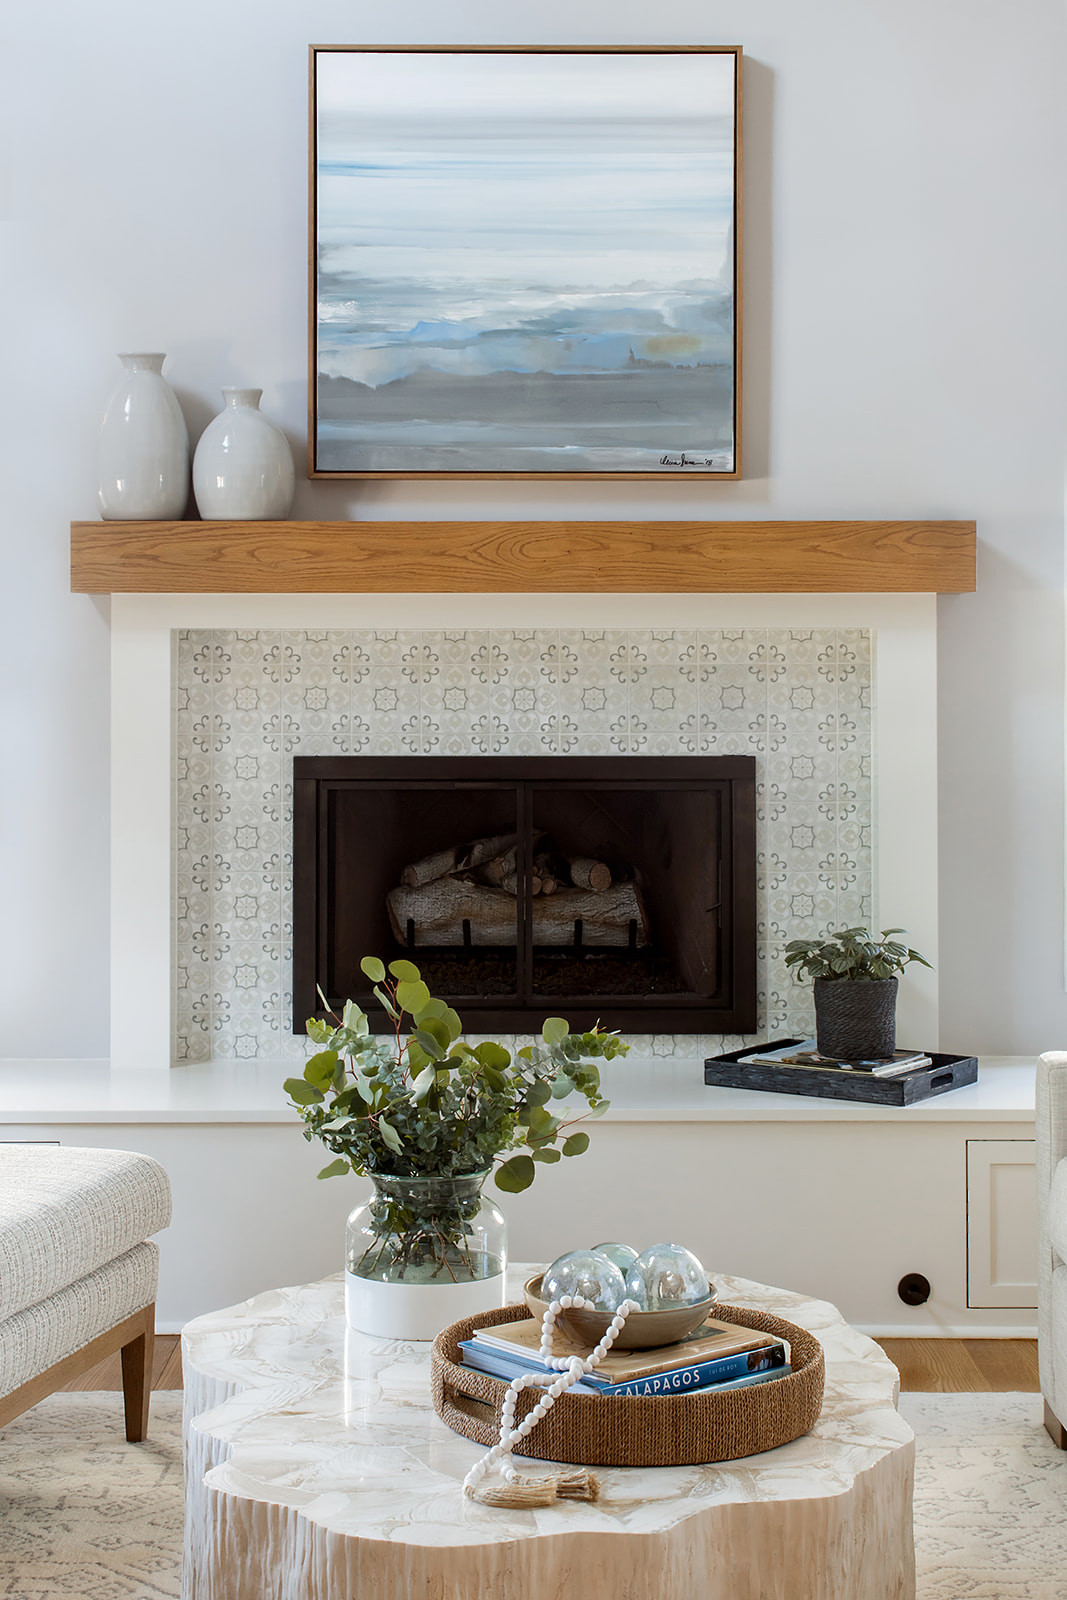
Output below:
[293,756,756,1035]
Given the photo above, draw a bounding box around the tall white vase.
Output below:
[193,388,296,520]
[98,353,190,520]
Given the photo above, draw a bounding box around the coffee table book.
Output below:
[459,1314,786,1396]
[704,1040,978,1105]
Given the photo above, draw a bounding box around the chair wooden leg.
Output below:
[1044,1401,1067,1449]
[120,1304,155,1442]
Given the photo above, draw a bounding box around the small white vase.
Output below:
[193,388,295,520]
[98,353,189,520]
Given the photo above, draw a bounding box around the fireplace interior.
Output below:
[294,757,756,1034]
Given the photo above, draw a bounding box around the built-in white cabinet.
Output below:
[0,1058,1038,1335]
[965,1139,1038,1309]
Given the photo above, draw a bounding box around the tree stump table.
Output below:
[181,1268,915,1600]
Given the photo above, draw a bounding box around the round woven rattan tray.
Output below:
[431,1300,825,1467]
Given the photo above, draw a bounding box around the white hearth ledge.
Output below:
[110,591,939,1070]
[0,1056,1029,1126]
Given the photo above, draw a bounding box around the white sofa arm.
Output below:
[1036,1053,1067,1430]
[1037,1053,1067,1216]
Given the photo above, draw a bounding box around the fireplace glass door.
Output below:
[294,757,756,1035]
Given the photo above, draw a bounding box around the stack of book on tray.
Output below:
[459,1315,790,1397]
[737,1040,932,1078]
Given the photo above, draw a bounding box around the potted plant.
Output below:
[284,956,629,1339]
[783,927,932,1060]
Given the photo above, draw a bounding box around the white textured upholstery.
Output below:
[1036,1052,1067,1427]
[0,1240,158,1398]
[0,1145,171,1321]
[1049,1160,1067,1266]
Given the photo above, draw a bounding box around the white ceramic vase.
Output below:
[193,388,295,520]
[98,353,189,520]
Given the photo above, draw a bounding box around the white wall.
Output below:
[1,0,1065,1057]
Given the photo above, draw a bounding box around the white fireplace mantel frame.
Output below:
[110,590,938,1070]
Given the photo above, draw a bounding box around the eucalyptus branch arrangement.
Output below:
[284,956,629,1194]
[783,927,932,983]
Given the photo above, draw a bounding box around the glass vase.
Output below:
[345,1171,507,1340]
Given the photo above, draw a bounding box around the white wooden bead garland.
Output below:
[463,1294,641,1508]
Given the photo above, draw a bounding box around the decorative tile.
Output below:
[173,628,872,1059]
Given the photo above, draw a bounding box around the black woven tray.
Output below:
[704,1040,978,1105]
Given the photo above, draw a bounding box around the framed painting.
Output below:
[309,45,741,480]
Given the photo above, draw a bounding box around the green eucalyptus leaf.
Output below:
[524,1078,552,1106]
[474,1041,511,1069]
[411,1065,437,1101]
[414,997,447,1021]
[562,1132,590,1156]
[303,1050,338,1088]
[413,1028,446,1062]
[284,1077,324,1106]
[388,958,422,982]
[373,984,400,1020]
[532,1147,562,1163]
[377,1116,403,1154]
[406,1038,432,1074]
[441,1007,463,1041]
[396,978,431,1015]
[331,1084,368,1116]
[418,1016,451,1051]
[360,956,386,983]
[317,1158,351,1180]
[541,1016,569,1046]
[495,1154,536,1193]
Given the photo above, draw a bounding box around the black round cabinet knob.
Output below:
[897,1273,931,1306]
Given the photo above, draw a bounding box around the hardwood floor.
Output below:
[60,1335,1041,1393]
[874,1338,1040,1392]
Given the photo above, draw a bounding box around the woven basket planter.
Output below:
[814,976,897,1059]
[431,1300,824,1468]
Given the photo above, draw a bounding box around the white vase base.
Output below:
[345,1269,507,1341]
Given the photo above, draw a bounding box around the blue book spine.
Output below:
[457,1342,600,1391]
[459,1339,787,1396]
[582,1343,787,1396]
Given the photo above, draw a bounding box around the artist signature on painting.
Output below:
[660,453,721,468]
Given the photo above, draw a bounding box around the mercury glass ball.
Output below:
[625,1243,710,1311]
[541,1249,627,1312]
[591,1240,641,1275]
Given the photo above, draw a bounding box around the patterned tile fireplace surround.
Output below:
[174,625,873,1063]
[108,593,938,1070]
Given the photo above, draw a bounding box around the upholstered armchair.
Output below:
[0,1146,171,1440]
[1037,1052,1067,1447]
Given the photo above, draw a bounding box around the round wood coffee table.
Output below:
[181,1267,915,1600]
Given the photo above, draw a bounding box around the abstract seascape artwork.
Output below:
[310,47,741,479]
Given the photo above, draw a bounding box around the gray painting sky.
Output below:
[316,50,736,389]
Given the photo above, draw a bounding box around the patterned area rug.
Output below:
[0,1392,1064,1598]
[0,1393,183,1599]
[899,1392,1067,1599]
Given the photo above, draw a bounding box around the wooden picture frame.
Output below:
[308,45,742,481]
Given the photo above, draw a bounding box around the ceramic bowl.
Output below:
[523,1273,717,1350]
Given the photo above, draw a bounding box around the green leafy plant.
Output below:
[784,927,932,983]
[284,956,629,1195]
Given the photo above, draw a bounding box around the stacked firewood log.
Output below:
[386,831,649,949]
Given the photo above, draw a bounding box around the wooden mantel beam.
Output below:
[70,518,977,595]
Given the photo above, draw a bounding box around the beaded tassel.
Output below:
[463,1295,639,1507]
